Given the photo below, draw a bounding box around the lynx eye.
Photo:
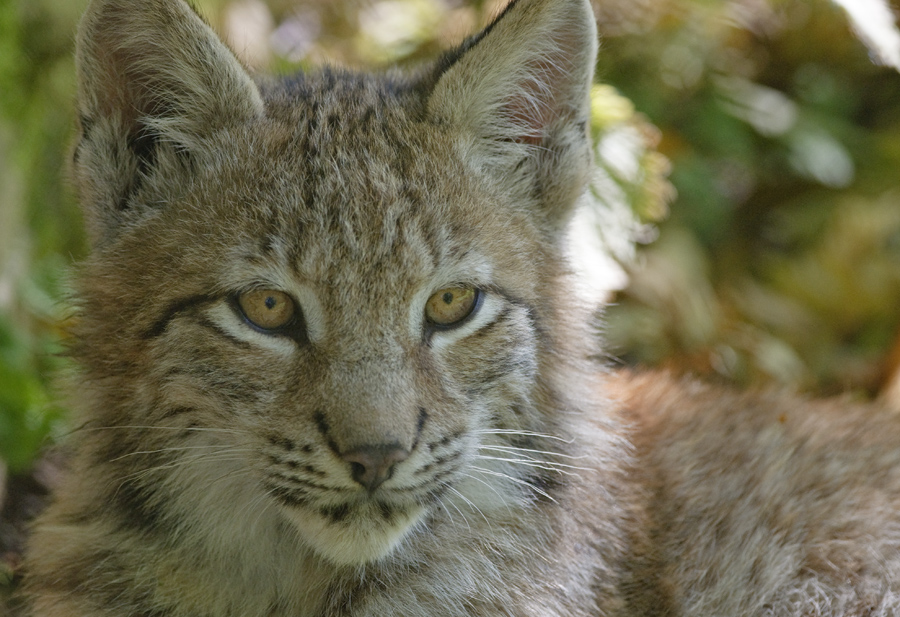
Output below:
[237,289,296,331]
[425,286,480,328]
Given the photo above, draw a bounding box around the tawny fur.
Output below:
[19,0,900,615]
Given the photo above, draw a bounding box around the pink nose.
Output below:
[340,445,409,492]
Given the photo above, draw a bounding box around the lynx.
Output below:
[20,0,900,615]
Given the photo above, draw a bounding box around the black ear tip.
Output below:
[429,0,596,89]
[429,0,597,135]
[422,0,597,232]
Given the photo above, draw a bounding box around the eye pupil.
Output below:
[442,292,454,305]
[265,296,276,310]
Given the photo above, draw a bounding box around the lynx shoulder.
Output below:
[19,0,900,615]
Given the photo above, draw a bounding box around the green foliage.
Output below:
[0,321,64,475]
[0,0,83,474]
[597,0,900,393]
[0,253,70,473]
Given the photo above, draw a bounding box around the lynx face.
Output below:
[64,0,597,567]
[112,106,549,565]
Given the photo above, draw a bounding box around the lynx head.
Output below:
[71,0,598,566]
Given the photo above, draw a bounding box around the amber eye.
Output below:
[425,286,480,327]
[237,289,296,331]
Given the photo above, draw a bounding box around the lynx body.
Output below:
[21,0,900,615]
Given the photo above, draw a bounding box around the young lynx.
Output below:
[20,0,900,615]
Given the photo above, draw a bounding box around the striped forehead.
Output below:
[212,73,498,306]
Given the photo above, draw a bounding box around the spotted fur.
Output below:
[20,0,900,615]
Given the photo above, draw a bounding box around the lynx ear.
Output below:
[73,0,264,246]
[427,0,598,233]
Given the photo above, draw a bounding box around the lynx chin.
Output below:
[19,0,900,615]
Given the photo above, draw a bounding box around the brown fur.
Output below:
[20,0,900,615]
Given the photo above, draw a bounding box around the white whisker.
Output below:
[469,465,557,504]
[114,451,253,485]
[108,444,248,462]
[474,429,574,444]
[454,471,515,518]
[478,444,588,461]
[473,454,586,475]
[446,485,491,530]
[233,479,279,526]
[76,424,244,436]
[437,492,471,531]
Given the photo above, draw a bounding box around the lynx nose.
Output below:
[341,445,409,492]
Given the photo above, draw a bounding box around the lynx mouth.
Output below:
[278,495,427,565]
[260,431,458,564]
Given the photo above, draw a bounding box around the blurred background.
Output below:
[1,0,900,597]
